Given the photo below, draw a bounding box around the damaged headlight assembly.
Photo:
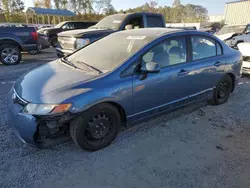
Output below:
[22,103,72,115]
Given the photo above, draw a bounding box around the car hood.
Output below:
[238,43,250,56]
[58,28,114,38]
[215,32,237,41]
[14,60,99,104]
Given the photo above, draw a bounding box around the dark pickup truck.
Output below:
[56,12,166,57]
[0,27,39,65]
[38,21,97,47]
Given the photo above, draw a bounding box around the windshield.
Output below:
[67,32,153,72]
[217,25,246,35]
[91,14,127,30]
[54,22,66,28]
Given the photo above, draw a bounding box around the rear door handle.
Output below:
[177,69,190,76]
[214,61,223,67]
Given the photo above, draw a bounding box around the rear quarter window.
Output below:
[146,16,164,27]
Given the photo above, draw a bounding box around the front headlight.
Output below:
[44,30,48,35]
[75,38,90,49]
[23,103,72,115]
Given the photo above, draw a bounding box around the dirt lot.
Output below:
[1,49,250,188]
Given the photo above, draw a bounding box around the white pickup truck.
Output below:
[238,43,250,74]
[216,24,250,48]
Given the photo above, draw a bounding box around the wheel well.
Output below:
[227,73,235,92]
[0,39,22,51]
[105,102,127,126]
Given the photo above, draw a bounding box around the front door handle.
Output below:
[214,61,223,67]
[177,69,190,76]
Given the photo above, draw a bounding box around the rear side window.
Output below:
[147,16,164,27]
[191,36,216,60]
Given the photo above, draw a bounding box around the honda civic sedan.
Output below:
[8,28,242,151]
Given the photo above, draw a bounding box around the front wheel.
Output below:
[0,45,21,65]
[209,75,233,105]
[70,103,121,151]
[50,37,58,47]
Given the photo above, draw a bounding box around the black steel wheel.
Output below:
[0,45,21,65]
[70,103,121,151]
[209,74,233,105]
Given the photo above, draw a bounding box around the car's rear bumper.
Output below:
[56,47,74,58]
[7,88,37,145]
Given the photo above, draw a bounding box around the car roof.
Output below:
[113,28,187,39]
[108,12,164,17]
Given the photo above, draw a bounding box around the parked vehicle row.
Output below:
[7,28,242,151]
[215,23,250,48]
[38,21,97,47]
[56,12,166,57]
[0,27,41,65]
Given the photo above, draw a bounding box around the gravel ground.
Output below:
[1,49,250,188]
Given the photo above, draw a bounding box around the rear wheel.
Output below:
[0,45,21,65]
[50,37,58,47]
[209,75,233,105]
[70,103,121,151]
[28,44,42,55]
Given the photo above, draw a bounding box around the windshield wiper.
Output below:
[61,57,78,69]
[77,61,102,74]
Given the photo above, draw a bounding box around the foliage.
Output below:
[119,1,208,23]
[2,0,24,21]
[1,0,208,24]
[172,0,181,7]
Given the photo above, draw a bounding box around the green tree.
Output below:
[172,0,181,7]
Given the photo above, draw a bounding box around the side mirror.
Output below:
[141,62,161,73]
[125,24,133,30]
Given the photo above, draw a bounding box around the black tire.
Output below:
[70,103,121,151]
[28,44,42,55]
[209,75,233,105]
[0,45,21,65]
[50,37,58,47]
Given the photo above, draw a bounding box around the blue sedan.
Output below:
[8,28,242,151]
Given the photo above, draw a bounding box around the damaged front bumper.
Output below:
[7,89,37,145]
[7,88,74,146]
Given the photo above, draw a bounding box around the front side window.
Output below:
[191,36,216,60]
[147,16,164,28]
[142,36,187,68]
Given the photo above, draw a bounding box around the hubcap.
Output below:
[87,114,111,139]
[1,48,19,64]
[218,81,229,98]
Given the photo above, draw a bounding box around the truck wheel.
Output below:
[70,103,121,151]
[50,37,58,47]
[0,45,21,65]
[28,44,42,55]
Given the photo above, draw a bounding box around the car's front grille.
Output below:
[12,90,28,107]
[58,37,75,50]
